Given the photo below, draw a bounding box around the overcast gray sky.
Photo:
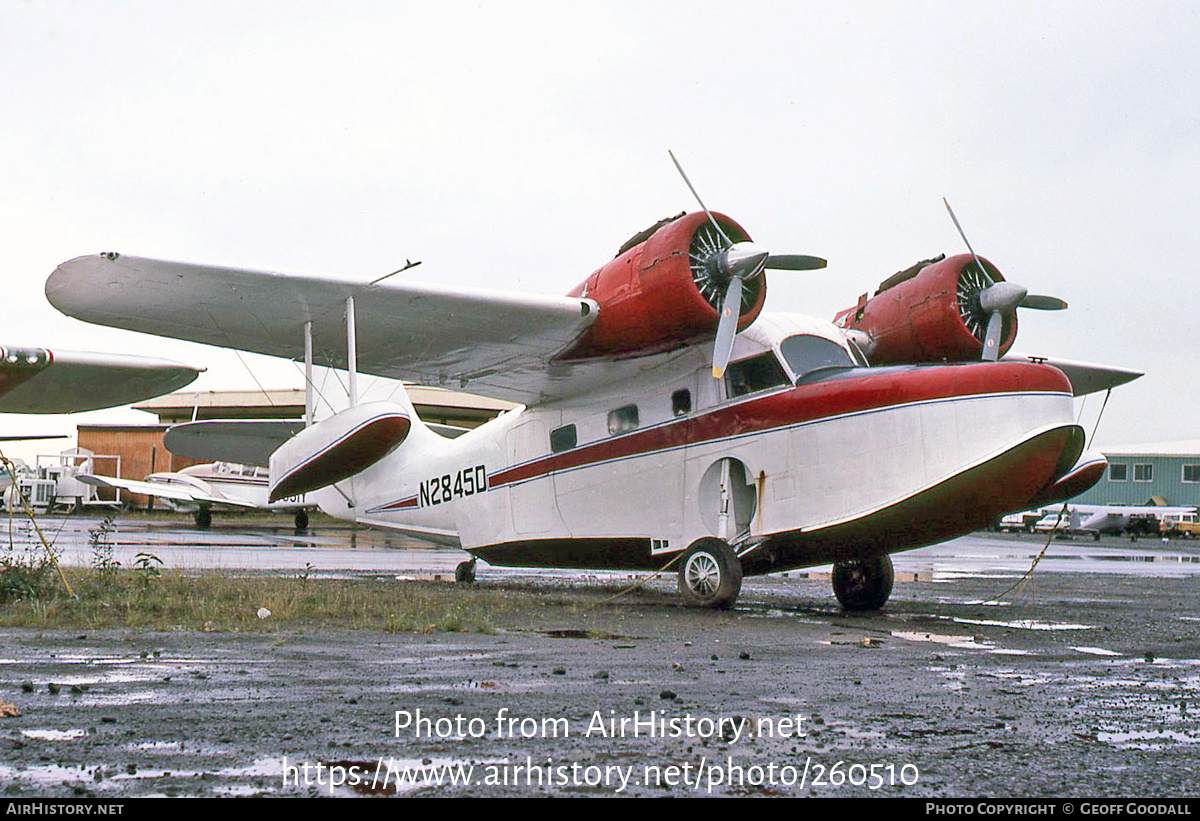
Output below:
[1,1,1197,463]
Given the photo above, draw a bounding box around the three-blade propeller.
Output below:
[668,151,827,378]
[942,198,1067,361]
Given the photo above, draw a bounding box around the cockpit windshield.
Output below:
[780,334,858,380]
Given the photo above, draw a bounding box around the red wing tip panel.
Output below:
[269,404,411,502]
[1025,453,1108,510]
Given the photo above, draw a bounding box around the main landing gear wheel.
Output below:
[294,510,309,530]
[677,538,742,609]
[194,508,212,529]
[455,559,477,585]
[832,555,894,611]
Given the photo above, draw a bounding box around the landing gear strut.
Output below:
[677,538,742,609]
[832,555,894,611]
[455,558,477,584]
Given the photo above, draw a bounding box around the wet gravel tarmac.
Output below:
[2,536,1199,797]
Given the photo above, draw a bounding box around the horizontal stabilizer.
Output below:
[166,419,305,468]
[269,402,411,502]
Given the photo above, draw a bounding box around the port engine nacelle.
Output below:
[559,211,766,360]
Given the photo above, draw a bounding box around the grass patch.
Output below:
[0,568,594,634]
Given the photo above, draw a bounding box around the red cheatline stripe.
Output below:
[489,362,1068,490]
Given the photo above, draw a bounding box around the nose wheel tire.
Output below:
[677,538,742,609]
[832,555,894,611]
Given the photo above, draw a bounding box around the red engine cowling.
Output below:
[558,211,767,360]
[833,253,1017,365]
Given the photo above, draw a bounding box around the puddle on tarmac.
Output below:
[892,630,986,650]
[20,729,87,741]
[1097,729,1200,750]
[1071,646,1122,657]
[828,721,885,740]
[949,617,1094,631]
[932,667,967,692]
[978,670,1051,686]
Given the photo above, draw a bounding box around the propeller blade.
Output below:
[669,150,733,248]
[1021,294,1068,311]
[943,197,994,287]
[765,254,827,271]
[983,311,1004,362]
[711,275,744,379]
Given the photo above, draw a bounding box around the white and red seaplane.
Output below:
[45,168,1140,610]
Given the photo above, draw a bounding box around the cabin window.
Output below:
[672,389,692,417]
[607,404,639,435]
[1183,465,1200,484]
[1108,464,1127,482]
[780,334,856,380]
[1134,463,1153,483]
[725,352,789,399]
[550,424,577,453]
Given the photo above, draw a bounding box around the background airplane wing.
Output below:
[0,347,200,413]
[1001,352,1142,397]
[78,474,259,508]
[47,254,598,404]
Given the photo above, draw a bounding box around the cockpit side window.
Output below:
[780,334,857,380]
[724,352,790,398]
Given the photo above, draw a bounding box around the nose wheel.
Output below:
[677,538,742,609]
[832,555,894,611]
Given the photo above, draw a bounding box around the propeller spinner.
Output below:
[668,151,827,378]
[943,198,1067,361]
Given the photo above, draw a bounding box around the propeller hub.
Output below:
[979,281,1028,315]
[721,242,770,282]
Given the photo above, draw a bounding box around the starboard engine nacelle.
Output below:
[269,402,412,502]
[833,253,1017,365]
[558,211,767,360]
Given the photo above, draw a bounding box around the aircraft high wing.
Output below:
[46,191,1143,611]
[46,255,598,405]
[0,346,200,414]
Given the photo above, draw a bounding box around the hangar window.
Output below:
[1134,463,1153,483]
[725,352,789,399]
[780,334,857,380]
[1184,465,1200,484]
[1109,464,1127,482]
[607,404,639,435]
[550,424,577,453]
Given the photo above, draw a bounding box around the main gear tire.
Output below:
[677,538,743,609]
[832,554,894,611]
